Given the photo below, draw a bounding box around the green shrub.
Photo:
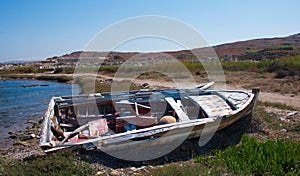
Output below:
[36,76,73,83]
[14,66,37,73]
[98,66,118,74]
[246,49,258,54]
[0,74,35,80]
[54,67,75,74]
[0,149,96,176]
[195,135,300,175]
[274,70,287,78]
[270,44,295,51]
[182,61,205,73]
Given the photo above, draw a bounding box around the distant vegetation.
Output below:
[246,43,295,54]
[53,67,75,74]
[1,66,75,74]
[222,55,300,78]
[268,43,295,51]
[14,66,39,73]
[96,55,300,79]
[36,75,73,83]
[75,76,141,94]
[2,66,47,74]
[76,55,300,79]
[1,55,299,82]
[0,74,72,83]
[75,76,111,93]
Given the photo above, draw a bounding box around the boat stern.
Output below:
[252,87,260,111]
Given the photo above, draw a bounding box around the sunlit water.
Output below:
[0,80,79,149]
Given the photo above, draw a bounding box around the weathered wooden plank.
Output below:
[190,95,233,117]
[165,97,190,122]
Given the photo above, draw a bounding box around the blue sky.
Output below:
[0,0,299,62]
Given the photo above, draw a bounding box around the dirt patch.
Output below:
[225,71,300,95]
[259,92,300,109]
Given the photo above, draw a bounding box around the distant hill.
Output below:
[1,60,39,64]
[47,33,300,63]
[212,33,300,61]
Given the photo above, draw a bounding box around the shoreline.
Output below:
[0,73,73,84]
[0,118,45,159]
[0,79,79,153]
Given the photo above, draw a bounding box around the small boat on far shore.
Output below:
[39,82,259,155]
[22,84,49,88]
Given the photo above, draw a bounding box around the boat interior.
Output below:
[48,89,252,142]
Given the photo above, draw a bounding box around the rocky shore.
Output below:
[1,119,45,160]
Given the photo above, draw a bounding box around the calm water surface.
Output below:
[0,80,79,149]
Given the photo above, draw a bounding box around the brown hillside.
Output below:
[47,33,300,63]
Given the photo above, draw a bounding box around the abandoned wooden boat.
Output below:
[40,83,259,154]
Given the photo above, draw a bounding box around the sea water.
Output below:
[0,80,79,149]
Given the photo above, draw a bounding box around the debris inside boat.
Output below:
[39,82,259,154]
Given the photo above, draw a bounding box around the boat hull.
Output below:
[40,86,260,156]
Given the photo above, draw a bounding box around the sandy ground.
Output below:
[258,92,300,109]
